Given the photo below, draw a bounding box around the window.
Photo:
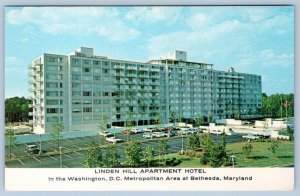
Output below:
[82,76,93,80]
[83,59,91,65]
[83,67,91,72]
[72,83,80,88]
[72,91,81,97]
[72,58,81,65]
[46,91,59,97]
[46,108,59,114]
[103,92,110,96]
[46,99,59,105]
[46,82,58,88]
[93,76,101,80]
[82,83,92,89]
[46,74,63,80]
[71,66,81,73]
[83,91,91,96]
[93,100,101,104]
[83,100,92,104]
[72,108,81,113]
[46,117,59,122]
[83,107,92,112]
[72,100,81,105]
[103,100,109,104]
[93,60,100,65]
[72,75,81,80]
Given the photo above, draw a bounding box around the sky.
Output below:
[4,6,294,98]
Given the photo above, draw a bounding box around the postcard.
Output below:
[4,5,294,191]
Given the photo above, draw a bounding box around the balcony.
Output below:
[114,65,125,69]
[127,66,137,70]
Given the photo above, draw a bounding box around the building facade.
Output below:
[29,47,262,134]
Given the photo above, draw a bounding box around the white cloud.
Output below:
[186,13,209,30]
[6,7,140,41]
[124,7,182,24]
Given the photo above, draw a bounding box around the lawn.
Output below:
[160,140,294,168]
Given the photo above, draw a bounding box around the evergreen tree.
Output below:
[85,142,104,168]
[158,139,169,165]
[50,121,64,149]
[143,146,155,167]
[187,133,201,151]
[124,141,142,167]
[105,144,120,167]
[242,141,253,158]
[268,139,280,155]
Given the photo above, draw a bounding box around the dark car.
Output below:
[25,145,40,154]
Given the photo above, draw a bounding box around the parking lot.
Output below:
[5,131,244,168]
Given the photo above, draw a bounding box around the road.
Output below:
[5,132,244,168]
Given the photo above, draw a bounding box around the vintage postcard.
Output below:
[4,6,294,191]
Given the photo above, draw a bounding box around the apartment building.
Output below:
[29,47,262,134]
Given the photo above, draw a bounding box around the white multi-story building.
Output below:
[29,47,262,134]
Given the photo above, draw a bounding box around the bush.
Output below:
[165,157,182,166]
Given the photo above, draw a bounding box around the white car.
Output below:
[106,137,123,144]
[143,133,153,139]
[132,128,144,134]
[99,131,113,137]
[152,132,168,138]
[143,128,155,132]
[242,134,260,140]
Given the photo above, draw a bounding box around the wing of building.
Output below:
[28,47,262,134]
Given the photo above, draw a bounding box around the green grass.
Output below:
[160,140,294,168]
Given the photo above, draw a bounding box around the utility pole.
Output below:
[58,146,63,168]
[280,97,282,118]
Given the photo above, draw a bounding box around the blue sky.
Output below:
[5,6,294,98]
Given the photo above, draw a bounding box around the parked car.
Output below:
[186,128,199,134]
[131,128,144,134]
[99,131,113,137]
[25,144,40,154]
[122,129,134,135]
[242,134,261,140]
[210,130,223,135]
[152,132,169,138]
[106,137,123,144]
[177,128,197,135]
[143,133,153,139]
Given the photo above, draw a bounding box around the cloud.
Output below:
[124,7,182,24]
[6,7,140,41]
[5,56,26,74]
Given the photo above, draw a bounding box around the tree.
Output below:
[158,139,169,165]
[187,133,201,151]
[209,136,228,168]
[124,115,133,141]
[268,139,279,155]
[195,116,203,127]
[98,115,108,132]
[5,96,31,123]
[5,122,16,159]
[170,112,177,126]
[143,146,155,167]
[200,133,213,165]
[155,114,163,129]
[287,127,294,142]
[85,141,104,168]
[200,133,228,167]
[50,121,64,149]
[242,141,253,158]
[98,115,109,145]
[124,141,143,167]
[207,112,212,123]
[105,144,120,167]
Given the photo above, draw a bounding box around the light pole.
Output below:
[180,132,184,154]
[39,134,42,155]
[58,146,63,168]
[230,155,236,168]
